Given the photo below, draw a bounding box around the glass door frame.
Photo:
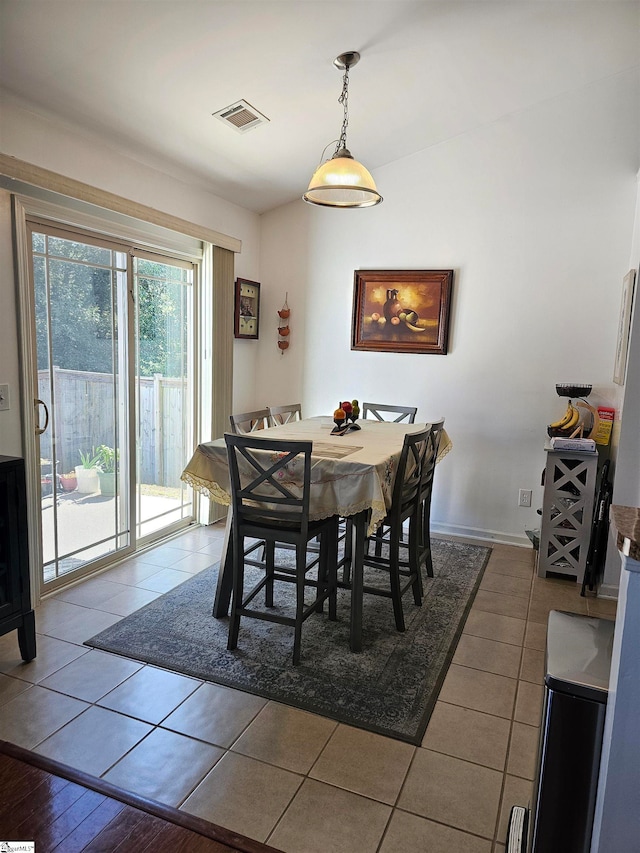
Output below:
[29,221,134,585]
[11,194,202,602]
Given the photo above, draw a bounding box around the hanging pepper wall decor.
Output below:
[277,293,290,353]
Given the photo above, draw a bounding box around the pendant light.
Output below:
[303,51,382,208]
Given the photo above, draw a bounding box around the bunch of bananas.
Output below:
[547,401,580,437]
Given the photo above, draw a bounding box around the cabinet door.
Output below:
[0,462,24,620]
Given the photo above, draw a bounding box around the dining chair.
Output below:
[228,409,271,567]
[229,409,270,434]
[362,402,417,557]
[225,433,339,665]
[268,403,302,427]
[418,418,445,579]
[361,402,417,423]
[356,425,432,632]
[370,419,445,582]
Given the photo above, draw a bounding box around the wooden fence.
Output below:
[38,367,188,486]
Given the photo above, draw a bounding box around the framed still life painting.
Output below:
[351,269,453,354]
[234,278,260,339]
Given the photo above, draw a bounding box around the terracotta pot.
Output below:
[278,340,290,350]
[60,474,77,492]
[278,326,290,336]
[278,309,290,319]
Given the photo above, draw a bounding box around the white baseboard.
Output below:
[597,583,619,600]
[432,522,618,599]
[430,521,533,549]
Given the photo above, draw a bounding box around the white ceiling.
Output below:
[1,1,638,214]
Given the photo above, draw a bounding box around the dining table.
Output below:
[181,415,452,652]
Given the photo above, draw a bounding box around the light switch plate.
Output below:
[0,384,10,410]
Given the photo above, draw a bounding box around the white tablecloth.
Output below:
[181,417,451,536]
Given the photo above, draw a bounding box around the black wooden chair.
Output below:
[229,409,271,567]
[225,433,339,665]
[361,402,417,558]
[369,419,445,585]
[355,426,432,632]
[268,403,302,427]
[361,402,417,424]
[229,409,270,434]
[418,419,445,579]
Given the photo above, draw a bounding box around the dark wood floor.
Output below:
[0,740,281,853]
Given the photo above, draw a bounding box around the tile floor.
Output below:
[0,525,617,852]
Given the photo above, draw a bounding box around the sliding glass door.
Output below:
[28,221,195,590]
[133,253,194,543]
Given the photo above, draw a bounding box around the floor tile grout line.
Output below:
[373,805,396,853]
[299,716,341,780]
[262,773,307,848]
[382,805,501,848]
[444,660,519,685]
[492,563,539,844]
[490,564,535,844]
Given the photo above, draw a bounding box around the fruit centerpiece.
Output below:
[332,399,361,434]
[333,404,346,429]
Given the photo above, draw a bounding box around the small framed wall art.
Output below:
[351,269,453,354]
[234,278,261,339]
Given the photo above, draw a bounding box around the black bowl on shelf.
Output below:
[556,384,592,398]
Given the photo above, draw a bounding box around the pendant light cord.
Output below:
[334,64,350,156]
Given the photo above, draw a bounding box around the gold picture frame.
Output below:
[351,270,453,354]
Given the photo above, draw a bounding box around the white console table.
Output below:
[538,446,598,582]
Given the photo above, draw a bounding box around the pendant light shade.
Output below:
[303,52,382,209]
[304,148,382,208]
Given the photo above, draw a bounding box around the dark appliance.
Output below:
[0,455,36,660]
[507,609,614,853]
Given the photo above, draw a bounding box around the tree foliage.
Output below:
[33,236,188,378]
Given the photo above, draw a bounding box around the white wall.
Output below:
[259,70,640,549]
[0,97,262,453]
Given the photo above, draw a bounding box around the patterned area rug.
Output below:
[86,538,490,744]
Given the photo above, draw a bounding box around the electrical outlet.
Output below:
[518,488,532,508]
[0,384,9,411]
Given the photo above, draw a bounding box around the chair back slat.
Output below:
[419,419,445,502]
[268,403,302,427]
[236,446,304,502]
[225,433,312,533]
[362,402,417,423]
[229,409,270,434]
[390,428,431,521]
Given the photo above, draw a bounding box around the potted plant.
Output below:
[96,445,118,497]
[75,447,101,494]
[60,471,77,492]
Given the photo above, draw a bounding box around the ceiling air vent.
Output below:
[213,99,269,133]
